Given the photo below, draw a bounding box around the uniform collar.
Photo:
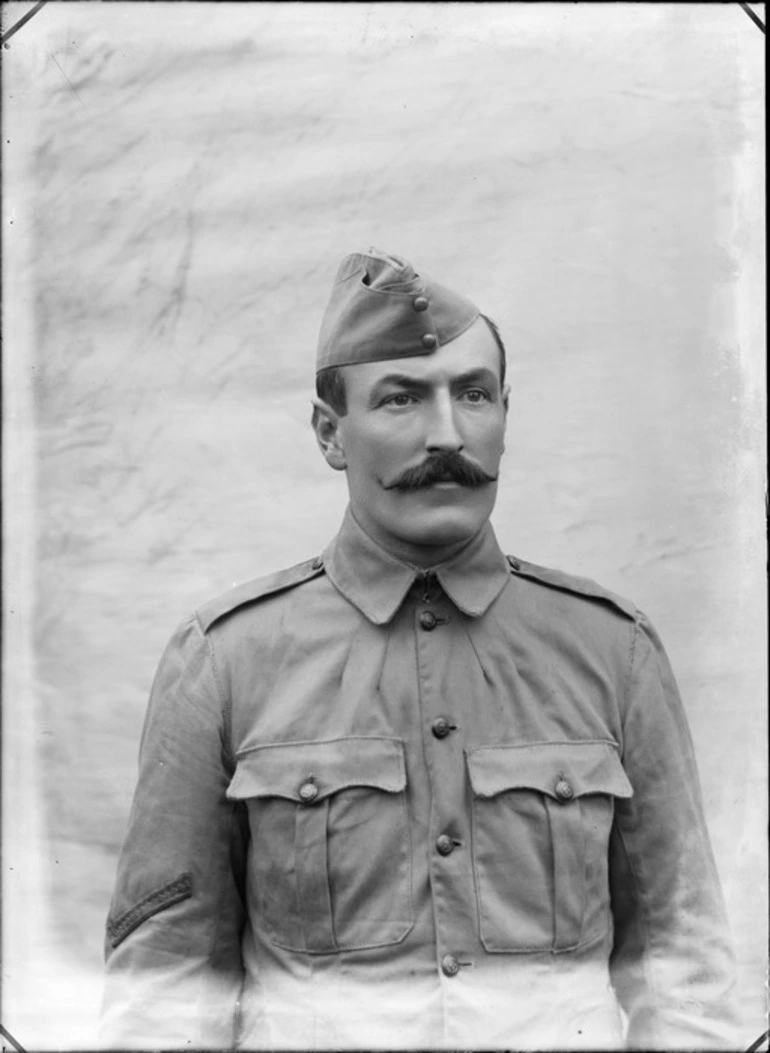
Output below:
[322,506,510,625]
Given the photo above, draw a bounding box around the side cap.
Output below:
[316,248,480,372]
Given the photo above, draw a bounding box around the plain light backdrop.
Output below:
[2,2,765,1047]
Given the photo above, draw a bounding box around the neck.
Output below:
[348,507,484,569]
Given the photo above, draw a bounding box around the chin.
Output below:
[394,504,488,549]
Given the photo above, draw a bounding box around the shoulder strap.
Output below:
[506,555,637,620]
[197,556,325,633]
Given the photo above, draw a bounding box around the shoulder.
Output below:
[506,554,637,621]
[195,556,326,633]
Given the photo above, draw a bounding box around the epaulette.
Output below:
[197,556,326,633]
[506,555,637,620]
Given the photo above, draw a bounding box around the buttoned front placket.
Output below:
[413,571,475,1008]
[318,509,513,1041]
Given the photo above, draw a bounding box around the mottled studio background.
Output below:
[2,2,765,1048]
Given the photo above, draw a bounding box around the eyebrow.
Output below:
[449,368,499,391]
[368,368,500,405]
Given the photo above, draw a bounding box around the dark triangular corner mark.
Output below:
[0,1021,27,1053]
[738,1,766,34]
[1,0,49,47]
[746,1027,770,1053]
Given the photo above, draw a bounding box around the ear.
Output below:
[311,399,347,471]
[500,383,510,455]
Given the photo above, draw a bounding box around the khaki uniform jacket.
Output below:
[100,509,737,1050]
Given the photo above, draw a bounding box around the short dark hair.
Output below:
[315,313,507,417]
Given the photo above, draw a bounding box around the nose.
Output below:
[425,392,464,453]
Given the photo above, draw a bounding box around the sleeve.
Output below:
[608,611,741,1050]
[98,614,249,1050]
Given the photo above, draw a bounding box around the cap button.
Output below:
[413,295,429,312]
[421,333,438,350]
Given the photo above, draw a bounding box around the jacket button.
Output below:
[436,834,454,856]
[555,779,574,801]
[298,781,319,803]
[421,333,438,350]
[441,954,460,977]
[431,716,451,739]
[419,610,437,631]
[413,295,429,312]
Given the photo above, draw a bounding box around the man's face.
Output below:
[315,318,509,562]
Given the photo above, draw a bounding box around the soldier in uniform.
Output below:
[100,249,738,1049]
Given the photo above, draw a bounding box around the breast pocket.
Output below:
[227,736,414,954]
[467,740,632,954]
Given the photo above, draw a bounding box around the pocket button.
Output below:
[298,780,319,803]
[555,778,574,801]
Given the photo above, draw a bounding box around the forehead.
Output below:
[342,318,501,399]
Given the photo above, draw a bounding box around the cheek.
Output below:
[344,425,414,474]
[344,441,398,489]
[470,417,507,459]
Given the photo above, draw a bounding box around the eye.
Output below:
[381,392,418,408]
[460,388,491,404]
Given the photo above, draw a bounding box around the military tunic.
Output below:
[100,508,737,1049]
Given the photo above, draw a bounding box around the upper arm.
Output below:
[609,615,738,1049]
[100,616,247,1047]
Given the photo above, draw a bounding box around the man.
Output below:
[101,249,737,1050]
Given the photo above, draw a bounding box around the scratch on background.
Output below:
[50,53,86,110]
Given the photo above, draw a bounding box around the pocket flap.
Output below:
[227,736,406,803]
[467,740,632,800]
